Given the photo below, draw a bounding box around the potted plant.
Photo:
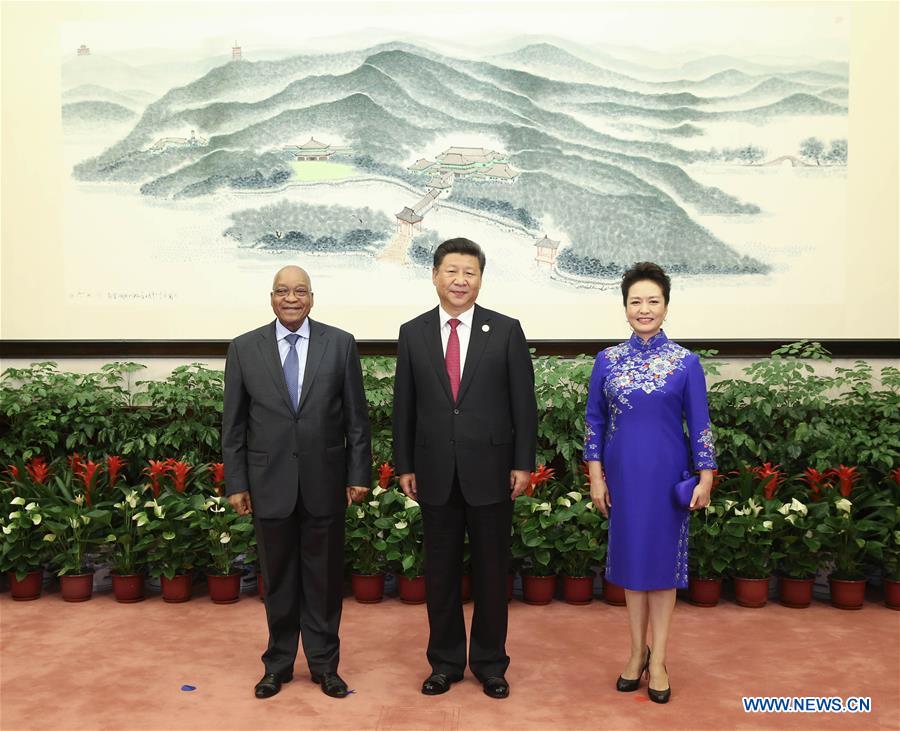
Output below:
[875,468,900,608]
[511,495,559,604]
[345,485,389,602]
[105,485,154,602]
[1,495,50,600]
[718,465,785,607]
[552,490,602,605]
[382,488,426,603]
[688,496,732,607]
[775,485,829,608]
[820,483,883,610]
[44,467,112,602]
[145,491,204,602]
[193,494,254,603]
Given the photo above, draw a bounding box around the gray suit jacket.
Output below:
[222,318,371,518]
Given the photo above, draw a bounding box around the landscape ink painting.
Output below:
[59,2,850,339]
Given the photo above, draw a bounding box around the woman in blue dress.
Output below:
[584,262,716,704]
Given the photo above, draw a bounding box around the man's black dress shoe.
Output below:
[482,676,510,699]
[254,671,293,698]
[421,672,463,695]
[311,671,350,698]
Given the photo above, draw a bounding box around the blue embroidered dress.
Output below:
[584,331,716,590]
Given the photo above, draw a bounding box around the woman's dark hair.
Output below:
[621,262,671,305]
[433,237,486,273]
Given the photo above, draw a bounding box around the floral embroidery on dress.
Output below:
[584,421,600,460]
[675,513,689,587]
[602,334,691,435]
[695,425,717,469]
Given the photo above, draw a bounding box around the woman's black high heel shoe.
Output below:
[616,646,650,692]
[647,663,671,704]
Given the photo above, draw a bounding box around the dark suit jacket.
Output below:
[222,318,371,518]
[392,304,537,506]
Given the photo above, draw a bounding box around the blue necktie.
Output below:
[283,333,300,412]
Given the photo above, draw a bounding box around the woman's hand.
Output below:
[590,478,611,517]
[587,461,611,517]
[689,470,714,510]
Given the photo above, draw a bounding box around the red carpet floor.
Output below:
[1,585,897,731]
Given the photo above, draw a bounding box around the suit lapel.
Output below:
[258,321,295,414]
[456,304,490,406]
[421,307,454,404]
[297,319,329,414]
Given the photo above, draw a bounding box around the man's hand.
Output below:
[346,485,370,507]
[228,490,253,516]
[398,473,417,501]
[509,470,530,500]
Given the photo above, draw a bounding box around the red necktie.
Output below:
[445,318,461,401]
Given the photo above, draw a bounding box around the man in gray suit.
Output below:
[223,265,371,699]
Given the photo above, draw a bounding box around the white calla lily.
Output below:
[777,503,790,515]
[835,498,852,514]
[394,520,408,530]
[31,514,42,525]
[403,497,419,509]
[8,511,21,520]
[43,533,56,541]
[371,486,386,497]
[10,497,26,506]
[790,498,808,516]
[24,502,37,512]
[220,532,231,544]
[566,491,583,502]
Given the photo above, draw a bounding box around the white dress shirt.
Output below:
[439,305,474,378]
[276,317,311,400]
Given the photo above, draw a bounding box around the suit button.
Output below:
[292,452,298,458]
[453,409,460,415]
[450,439,455,445]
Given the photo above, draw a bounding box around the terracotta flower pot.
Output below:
[8,569,43,601]
[829,577,866,610]
[207,573,241,604]
[461,573,472,603]
[161,574,192,603]
[257,572,265,601]
[562,575,594,605]
[602,577,626,606]
[883,578,900,610]
[688,576,722,607]
[60,572,94,602]
[351,573,385,603]
[111,573,145,603]
[778,576,814,608]
[398,575,426,604]
[522,574,556,605]
[734,576,769,607]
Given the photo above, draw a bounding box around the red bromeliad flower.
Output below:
[6,465,19,481]
[751,462,782,499]
[828,464,859,498]
[526,464,555,497]
[144,460,172,498]
[891,468,900,487]
[77,460,103,506]
[378,463,395,489]
[210,463,225,495]
[170,460,192,493]
[25,456,51,484]
[711,468,724,492]
[106,455,126,488]
[68,453,85,477]
[801,467,829,502]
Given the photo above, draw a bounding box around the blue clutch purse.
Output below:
[673,471,699,510]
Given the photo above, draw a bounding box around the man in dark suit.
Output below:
[392,238,537,700]
[223,265,371,699]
